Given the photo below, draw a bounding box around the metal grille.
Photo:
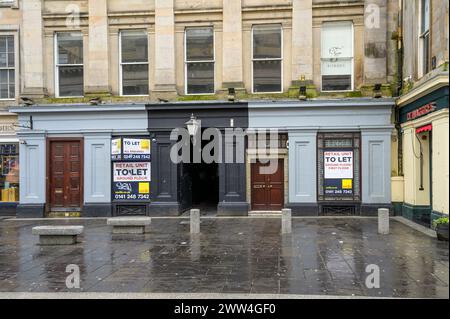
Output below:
[321,205,358,216]
[247,132,288,149]
[116,205,147,216]
[324,139,353,148]
[353,147,360,199]
[318,147,324,196]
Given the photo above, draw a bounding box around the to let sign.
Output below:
[324,151,353,179]
[123,138,151,160]
[112,162,151,201]
[324,151,354,196]
[113,162,151,182]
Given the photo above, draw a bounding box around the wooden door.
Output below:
[251,159,284,211]
[49,140,82,211]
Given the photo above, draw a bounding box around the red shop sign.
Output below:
[407,102,437,121]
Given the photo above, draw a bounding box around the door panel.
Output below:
[68,143,81,207]
[268,186,283,210]
[49,140,82,211]
[251,159,284,211]
[251,161,267,210]
[50,143,65,208]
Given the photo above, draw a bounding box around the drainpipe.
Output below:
[416,134,425,190]
[395,0,404,176]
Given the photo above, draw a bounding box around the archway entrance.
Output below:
[183,162,219,213]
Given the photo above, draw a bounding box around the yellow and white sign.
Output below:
[342,179,352,189]
[111,138,121,155]
[139,182,150,194]
[123,138,151,155]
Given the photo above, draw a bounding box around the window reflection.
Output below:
[0,143,19,202]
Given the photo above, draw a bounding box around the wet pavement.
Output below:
[0,217,448,298]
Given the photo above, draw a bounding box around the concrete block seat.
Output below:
[32,226,84,245]
[107,217,152,234]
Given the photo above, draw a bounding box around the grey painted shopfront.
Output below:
[10,102,250,218]
[249,99,395,215]
[10,104,148,218]
[10,99,394,218]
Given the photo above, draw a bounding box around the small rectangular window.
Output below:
[321,22,353,91]
[0,35,15,99]
[55,33,84,97]
[120,30,149,96]
[185,27,215,95]
[252,25,282,93]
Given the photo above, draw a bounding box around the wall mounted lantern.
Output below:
[185,113,200,138]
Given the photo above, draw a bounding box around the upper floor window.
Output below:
[419,0,430,76]
[321,21,354,91]
[252,25,282,93]
[185,27,215,95]
[55,32,84,97]
[0,0,15,6]
[120,30,149,96]
[0,35,15,100]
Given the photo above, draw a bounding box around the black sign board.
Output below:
[111,137,152,202]
[112,162,151,202]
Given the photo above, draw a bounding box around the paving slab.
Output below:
[0,217,447,298]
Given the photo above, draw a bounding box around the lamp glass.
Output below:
[186,114,200,137]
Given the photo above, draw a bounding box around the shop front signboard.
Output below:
[111,136,152,202]
[111,137,151,161]
[112,162,151,201]
[324,150,353,196]
[123,138,151,160]
[111,138,121,160]
[406,102,436,121]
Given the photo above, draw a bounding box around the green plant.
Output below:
[433,217,449,228]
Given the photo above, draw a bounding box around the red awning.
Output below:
[416,124,432,134]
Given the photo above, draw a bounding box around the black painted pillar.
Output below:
[217,129,249,216]
[148,131,181,216]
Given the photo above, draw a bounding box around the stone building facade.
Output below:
[393,0,449,227]
[1,0,398,101]
[1,0,402,217]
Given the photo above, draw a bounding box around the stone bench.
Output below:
[32,226,84,245]
[107,217,152,234]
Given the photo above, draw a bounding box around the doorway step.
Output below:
[47,211,81,218]
[248,211,281,217]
